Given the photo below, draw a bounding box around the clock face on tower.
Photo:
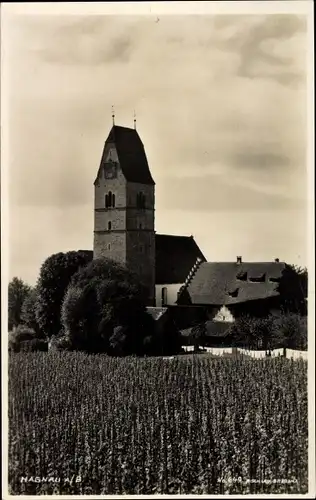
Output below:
[104,147,118,179]
[104,163,117,179]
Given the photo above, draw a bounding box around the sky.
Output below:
[2,3,312,286]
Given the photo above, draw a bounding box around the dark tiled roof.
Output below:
[155,234,206,285]
[180,261,286,305]
[181,321,232,338]
[100,125,155,185]
[146,307,168,321]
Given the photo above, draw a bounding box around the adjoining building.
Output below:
[176,256,286,321]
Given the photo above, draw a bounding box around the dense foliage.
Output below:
[8,326,48,353]
[61,258,160,355]
[279,265,308,315]
[35,251,93,338]
[230,313,307,351]
[20,287,40,333]
[8,278,31,331]
[9,352,307,495]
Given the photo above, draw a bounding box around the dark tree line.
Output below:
[8,254,308,354]
[8,250,180,356]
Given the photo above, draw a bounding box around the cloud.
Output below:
[157,175,304,213]
[5,13,309,282]
[232,151,291,170]
[208,15,306,86]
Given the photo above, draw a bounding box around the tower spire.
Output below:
[112,105,115,126]
[133,109,136,130]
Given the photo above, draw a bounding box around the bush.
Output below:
[35,250,93,338]
[19,339,48,352]
[9,326,48,353]
[230,312,307,351]
[272,312,307,350]
[48,333,73,352]
[230,316,259,349]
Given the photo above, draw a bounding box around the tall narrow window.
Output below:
[108,221,112,231]
[137,192,146,209]
[162,287,168,306]
[105,192,116,208]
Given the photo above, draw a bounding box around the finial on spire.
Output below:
[133,109,136,130]
[112,105,115,126]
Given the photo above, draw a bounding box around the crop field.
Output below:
[8,352,308,495]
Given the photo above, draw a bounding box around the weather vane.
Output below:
[133,110,137,130]
[112,105,115,126]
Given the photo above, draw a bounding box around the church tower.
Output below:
[93,123,156,305]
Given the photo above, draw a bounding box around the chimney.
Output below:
[275,258,279,262]
[237,256,242,264]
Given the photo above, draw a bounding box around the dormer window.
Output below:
[137,192,146,209]
[228,288,239,298]
[236,271,247,281]
[105,191,115,208]
[249,274,266,283]
[269,276,280,283]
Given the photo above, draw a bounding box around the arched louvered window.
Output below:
[105,192,115,208]
[137,192,146,209]
[108,221,112,231]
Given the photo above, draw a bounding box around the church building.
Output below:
[93,119,288,321]
[93,122,205,307]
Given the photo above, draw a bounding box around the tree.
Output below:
[61,258,153,355]
[20,287,41,334]
[62,283,104,353]
[272,312,307,350]
[35,250,93,338]
[8,277,31,331]
[191,321,207,352]
[278,264,308,315]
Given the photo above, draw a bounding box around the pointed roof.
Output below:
[155,234,206,284]
[100,125,155,185]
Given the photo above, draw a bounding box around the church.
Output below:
[93,121,206,308]
[93,120,286,321]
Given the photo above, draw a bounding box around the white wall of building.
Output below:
[155,284,183,307]
[213,305,235,322]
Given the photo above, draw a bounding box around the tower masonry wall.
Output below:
[93,128,156,305]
